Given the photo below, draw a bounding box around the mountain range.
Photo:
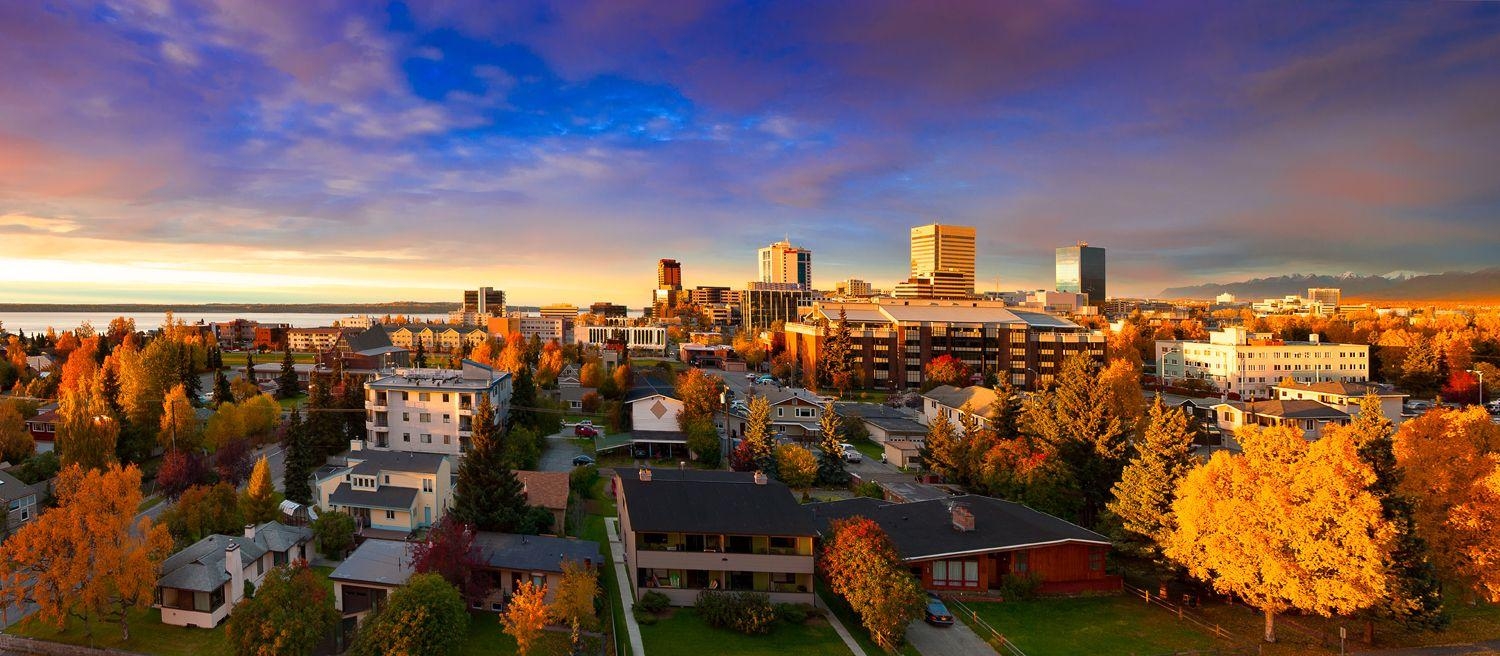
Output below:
[1158,267,1500,302]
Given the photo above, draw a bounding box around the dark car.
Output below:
[574,425,600,438]
[572,455,596,467]
[924,593,954,626]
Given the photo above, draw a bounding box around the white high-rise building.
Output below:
[909,224,976,298]
[758,240,813,290]
[1155,327,1370,400]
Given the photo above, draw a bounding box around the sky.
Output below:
[1,1,1498,306]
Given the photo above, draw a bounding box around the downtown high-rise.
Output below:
[1055,242,1106,306]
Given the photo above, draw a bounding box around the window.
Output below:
[795,407,814,418]
[423,479,433,492]
[401,392,409,401]
[443,435,451,445]
[419,393,430,402]
[403,433,411,442]
[420,413,431,423]
[421,434,432,443]
[443,414,451,423]
[402,412,410,421]
[777,408,784,417]
[1013,551,1029,574]
[1089,549,1104,572]
[384,510,396,520]
[384,475,390,484]
[930,559,979,588]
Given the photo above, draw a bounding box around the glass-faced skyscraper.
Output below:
[1056,242,1106,306]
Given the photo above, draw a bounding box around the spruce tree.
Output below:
[741,395,777,476]
[507,365,539,434]
[282,408,315,506]
[1347,395,1448,632]
[816,401,850,486]
[413,341,427,368]
[244,351,255,380]
[921,409,960,481]
[989,379,1022,438]
[212,369,232,407]
[1107,396,1196,563]
[452,397,541,533]
[277,350,301,399]
[179,344,202,403]
[1020,352,1130,527]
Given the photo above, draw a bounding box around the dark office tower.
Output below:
[462,286,505,314]
[1055,242,1106,306]
[657,259,683,290]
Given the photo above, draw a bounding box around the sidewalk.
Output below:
[604,517,646,656]
[816,594,868,656]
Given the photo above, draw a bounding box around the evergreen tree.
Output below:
[178,344,202,404]
[1020,352,1131,527]
[413,341,427,368]
[921,409,960,481]
[211,369,232,407]
[1343,395,1448,632]
[824,306,854,396]
[989,379,1022,437]
[244,351,255,380]
[816,401,850,486]
[281,409,315,506]
[506,365,539,434]
[740,395,776,476]
[1107,396,1197,563]
[100,364,125,419]
[452,397,546,533]
[304,372,342,455]
[277,350,300,399]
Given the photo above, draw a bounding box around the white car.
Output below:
[843,448,863,463]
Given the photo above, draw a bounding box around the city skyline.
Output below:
[2,2,1499,305]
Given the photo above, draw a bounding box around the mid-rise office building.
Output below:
[287,327,346,352]
[363,360,512,456]
[1056,242,1106,306]
[740,283,814,329]
[574,325,670,355]
[758,240,813,290]
[1306,288,1342,308]
[909,224,976,298]
[463,287,505,315]
[488,316,565,343]
[835,279,873,297]
[657,259,683,290]
[590,302,630,318]
[783,299,1105,390]
[893,271,972,299]
[1155,327,1369,399]
[539,304,580,320]
[689,286,739,306]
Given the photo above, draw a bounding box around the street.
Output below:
[537,429,585,472]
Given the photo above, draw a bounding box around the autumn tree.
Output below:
[312,510,356,559]
[731,395,775,473]
[349,573,469,656]
[409,516,488,601]
[501,581,551,656]
[1166,426,1394,643]
[163,482,244,543]
[158,383,201,452]
[156,449,210,498]
[775,443,818,497]
[674,367,723,425]
[579,361,605,388]
[0,464,172,640]
[1439,370,1480,406]
[243,455,277,524]
[732,330,767,372]
[0,399,35,464]
[1021,352,1131,527]
[227,561,340,656]
[57,374,120,470]
[1107,397,1196,564]
[921,354,970,392]
[820,517,925,651]
[1394,407,1500,602]
[815,401,850,486]
[551,560,599,651]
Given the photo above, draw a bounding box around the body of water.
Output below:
[0,312,447,334]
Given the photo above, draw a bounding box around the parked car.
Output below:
[843,448,863,463]
[574,425,600,438]
[756,376,777,385]
[572,455,596,467]
[924,593,954,626]
[577,419,594,427]
[746,373,758,380]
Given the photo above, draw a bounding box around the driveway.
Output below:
[906,618,999,656]
[538,430,585,472]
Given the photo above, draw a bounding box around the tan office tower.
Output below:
[909,224,976,297]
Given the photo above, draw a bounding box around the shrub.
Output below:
[638,590,671,614]
[695,590,776,635]
[569,464,600,498]
[999,573,1041,601]
[632,608,657,625]
[775,602,807,625]
[801,604,827,621]
[853,481,883,499]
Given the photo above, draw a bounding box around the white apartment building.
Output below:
[315,445,453,535]
[574,325,669,355]
[364,360,511,456]
[1156,326,1369,399]
[287,327,344,352]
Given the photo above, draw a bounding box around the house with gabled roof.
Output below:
[314,443,453,539]
[1272,379,1406,426]
[156,522,313,628]
[807,494,1118,595]
[1211,398,1351,442]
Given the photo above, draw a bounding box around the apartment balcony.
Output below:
[634,549,814,574]
[366,421,389,432]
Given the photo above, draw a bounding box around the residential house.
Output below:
[383,324,488,352]
[922,385,999,431]
[315,445,453,539]
[24,406,58,452]
[616,468,817,606]
[1,469,40,536]
[249,362,316,387]
[1211,399,1351,442]
[834,402,927,443]
[364,360,512,457]
[1273,379,1406,425]
[808,495,1118,595]
[617,374,688,459]
[319,326,410,375]
[330,538,414,624]
[515,470,570,535]
[728,387,827,443]
[156,522,313,628]
[470,532,602,610]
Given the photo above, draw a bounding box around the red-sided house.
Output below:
[25,407,59,452]
[808,494,1119,595]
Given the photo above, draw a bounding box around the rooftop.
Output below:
[807,494,1108,561]
[1216,399,1351,420]
[347,449,449,475]
[1274,379,1403,397]
[328,483,419,511]
[923,385,1000,411]
[329,538,414,587]
[516,470,570,512]
[617,469,817,537]
[367,360,507,390]
[473,532,603,573]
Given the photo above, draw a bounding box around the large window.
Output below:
[931,559,979,588]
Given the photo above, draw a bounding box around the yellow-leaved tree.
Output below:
[501,581,550,656]
[1393,406,1500,602]
[243,455,278,524]
[1166,425,1394,643]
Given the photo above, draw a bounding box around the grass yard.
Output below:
[850,440,886,463]
[578,478,629,656]
[277,393,307,409]
[455,612,580,656]
[638,608,850,656]
[7,608,231,656]
[815,581,920,656]
[961,595,1226,656]
[1188,592,1500,656]
[137,494,166,513]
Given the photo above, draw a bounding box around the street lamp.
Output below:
[1470,369,1484,408]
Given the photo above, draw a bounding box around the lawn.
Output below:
[1188,592,1500,655]
[638,608,850,656]
[7,607,231,656]
[961,596,1226,656]
[137,494,166,513]
[850,440,886,463]
[815,580,919,656]
[578,479,629,656]
[277,393,307,409]
[455,612,580,656]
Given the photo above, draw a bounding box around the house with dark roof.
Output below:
[1211,398,1351,442]
[1273,379,1406,426]
[330,538,414,623]
[834,402,928,443]
[471,532,603,611]
[1,469,40,536]
[615,468,817,606]
[808,495,1118,595]
[155,522,313,628]
[922,385,1002,431]
[314,443,453,539]
[320,325,409,375]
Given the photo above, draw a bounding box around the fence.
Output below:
[1121,582,1239,643]
[945,597,1027,656]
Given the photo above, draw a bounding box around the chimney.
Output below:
[638,467,652,482]
[753,471,768,485]
[350,439,362,452]
[951,503,975,532]
[226,541,246,605]
[244,524,256,540]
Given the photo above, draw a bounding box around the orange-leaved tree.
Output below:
[1394,406,1500,601]
[0,463,172,640]
[1166,425,1394,643]
[501,580,550,656]
[821,516,924,651]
